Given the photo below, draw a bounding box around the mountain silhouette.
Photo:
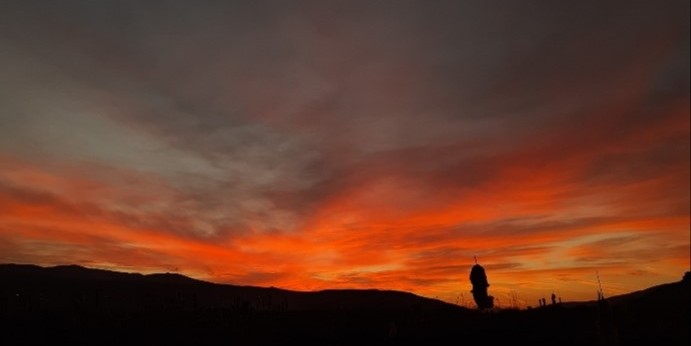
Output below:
[1,264,688,345]
[0,263,455,312]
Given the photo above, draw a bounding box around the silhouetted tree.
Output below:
[469,259,493,310]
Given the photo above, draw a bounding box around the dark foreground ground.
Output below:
[1,264,688,345]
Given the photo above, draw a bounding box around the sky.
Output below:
[0,0,688,307]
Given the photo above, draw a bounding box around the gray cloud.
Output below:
[0,0,688,242]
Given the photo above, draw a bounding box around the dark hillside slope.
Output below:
[0,264,687,345]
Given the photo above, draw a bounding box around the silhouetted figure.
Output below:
[469,258,493,310]
[551,292,556,305]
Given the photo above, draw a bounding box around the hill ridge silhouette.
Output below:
[2,262,685,307]
[1,263,688,345]
[0,262,459,312]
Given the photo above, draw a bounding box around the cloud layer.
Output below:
[0,0,688,305]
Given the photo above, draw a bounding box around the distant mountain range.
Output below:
[1,263,688,345]
[0,263,455,311]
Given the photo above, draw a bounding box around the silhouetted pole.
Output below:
[596,271,604,300]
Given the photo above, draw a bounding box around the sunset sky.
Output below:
[0,0,688,307]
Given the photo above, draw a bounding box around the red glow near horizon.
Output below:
[1,98,688,306]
